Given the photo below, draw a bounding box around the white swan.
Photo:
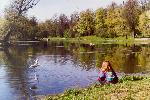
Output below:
[29,59,39,68]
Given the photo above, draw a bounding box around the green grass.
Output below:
[43,76,150,100]
[44,36,150,45]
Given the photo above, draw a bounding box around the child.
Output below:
[98,61,118,84]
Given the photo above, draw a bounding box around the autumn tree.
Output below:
[123,0,141,38]
[58,14,70,37]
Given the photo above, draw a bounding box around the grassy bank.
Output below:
[44,36,150,45]
[44,76,150,100]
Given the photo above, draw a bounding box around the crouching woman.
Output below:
[98,61,118,84]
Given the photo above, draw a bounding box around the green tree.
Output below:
[26,16,39,40]
[3,0,40,43]
[105,3,118,38]
[95,8,107,37]
[138,11,150,37]
[75,9,95,37]
[113,7,130,38]
[3,15,31,40]
[69,12,79,38]
[38,19,57,38]
[104,3,130,38]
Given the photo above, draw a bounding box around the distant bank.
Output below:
[43,36,150,45]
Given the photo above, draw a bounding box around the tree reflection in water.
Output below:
[0,42,150,99]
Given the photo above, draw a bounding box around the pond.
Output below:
[0,41,150,100]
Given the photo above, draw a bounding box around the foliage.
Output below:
[122,0,141,37]
[138,11,150,37]
[38,19,56,38]
[75,9,95,37]
[119,75,144,83]
[69,12,79,38]
[64,29,70,38]
[1,0,150,41]
[105,5,130,38]
[0,18,7,38]
[2,0,39,42]
[38,0,147,39]
[95,8,107,37]
[57,14,70,37]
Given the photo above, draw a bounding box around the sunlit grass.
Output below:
[46,36,150,45]
[44,76,150,100]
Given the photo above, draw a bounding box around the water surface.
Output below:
[0,41,150,99]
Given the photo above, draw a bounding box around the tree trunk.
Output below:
[133,30,136,38]
[126,35,128,39]
[131,27,136,38]
[2,28,12,45]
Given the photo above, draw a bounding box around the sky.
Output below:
[0,0,125,21]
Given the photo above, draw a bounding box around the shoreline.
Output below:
[43,36,150,45]
[43,75,150,100]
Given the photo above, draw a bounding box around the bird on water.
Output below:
[29,59,39,68]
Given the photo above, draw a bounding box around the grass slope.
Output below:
[44,76,150,100]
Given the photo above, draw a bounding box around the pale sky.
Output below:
[0,0,125,21]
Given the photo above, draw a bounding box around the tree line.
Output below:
[0,0,150,42]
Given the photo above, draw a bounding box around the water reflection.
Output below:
[0,42,150,99]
